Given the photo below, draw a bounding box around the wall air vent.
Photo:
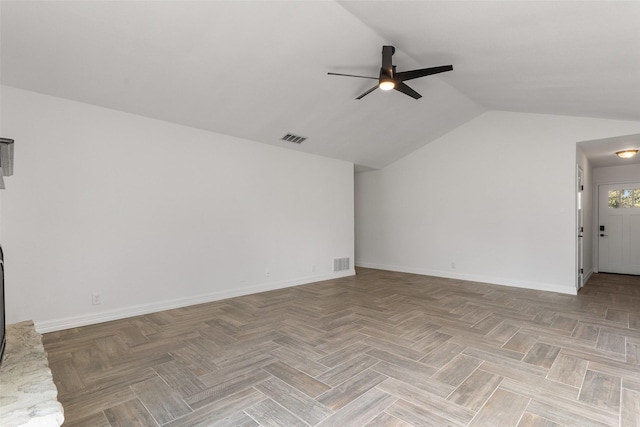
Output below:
[333,257,350,272]
[281,133,307,144]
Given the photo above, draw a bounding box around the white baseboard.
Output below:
[35,270,355,333]
[355,262,577,296]
[582,269,594,287]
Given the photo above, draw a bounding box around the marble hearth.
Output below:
[0,320,64,427]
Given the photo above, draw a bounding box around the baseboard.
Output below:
[582,269,594,287]
[355,262,577,295]
[35,270,355,333]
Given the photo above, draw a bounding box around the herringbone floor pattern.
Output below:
[44,269,640,426]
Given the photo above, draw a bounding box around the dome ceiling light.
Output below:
[616,149,638,159]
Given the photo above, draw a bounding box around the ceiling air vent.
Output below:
[281,133,307,144]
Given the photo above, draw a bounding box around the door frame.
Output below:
[595,179,640,275]
[576,165,584,290]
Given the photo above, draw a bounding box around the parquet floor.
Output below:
[44,269,640,426]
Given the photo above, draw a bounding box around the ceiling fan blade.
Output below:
[327,72,378,80]
[381,46,395,76]
[394,82,422,99]
[395,65,453,81]
[356,85,379,100]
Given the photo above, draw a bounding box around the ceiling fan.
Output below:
[328,46,453,100]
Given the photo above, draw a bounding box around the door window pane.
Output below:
[635,189,640,207]
[622,189,633,208]
[609,190,620,208]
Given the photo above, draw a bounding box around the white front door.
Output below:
[598,183,640,275]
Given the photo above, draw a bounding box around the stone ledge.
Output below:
[0,320,64,427]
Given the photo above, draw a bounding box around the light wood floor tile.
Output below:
[578,370,621,412]
[268,346,329,377]
[385,398,465,427]
[244,398,308,427]
[377,377,475,426]
[630,313,640,330]
[572,323,600,342]
[164,388,265,427]
[316,353,380,387]
[484,321,520,344]
[254,377,333,425]
[43,269,640,426]
[605,309,629,325]
[316,388,396,427]
[186,368,270,410]
[262,361,330,398]
[468,388,530,427]
[526,399,615,427]
[48,359,84,395]
[198,354,273,389]
[546,353,589,387]
[317,369,387,410]
[117,325,151,347]
[60,411,112,427]
[363,336,425,360]
[447,369,503,411]
[153,360,207,397]
[626,340,640,365]
[367,348,438,378]
[103,399,160,427]
[596,331,627,354]
[623,378,640,392]
[130,376,192,424]
[410,331,453,353]
[420,341,467,369]
[502,378,617,426]
[371,360,451,398]
[432,354,483,387]
[451,334,526,361]
[60,387,137,425]
[621,388,640,427]
[364,411,414,427]
[517,412,563,427]
[209,410,259,427]
[467,349,547,379]
[82,353,174,385]
[316,342,372,368]
[522,342,561,369]
[549,315,579,333]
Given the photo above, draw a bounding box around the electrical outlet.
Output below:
[265,270,271,277]
[92,293,102,305]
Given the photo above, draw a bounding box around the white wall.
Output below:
[356,111,640,295]
[593,164,640,184]
[1,86,354,331]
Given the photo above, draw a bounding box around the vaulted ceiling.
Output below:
[2,1,639,170]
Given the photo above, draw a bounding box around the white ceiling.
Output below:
[2,1,639,170]
[578,133,640,168]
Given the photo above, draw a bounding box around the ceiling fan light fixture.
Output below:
[328,45,453,99]
[616,149,638,159]
[379,80,395,91]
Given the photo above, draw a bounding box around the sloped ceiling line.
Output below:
[1,1,639,169]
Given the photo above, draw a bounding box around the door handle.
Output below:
[600,234,608,237]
